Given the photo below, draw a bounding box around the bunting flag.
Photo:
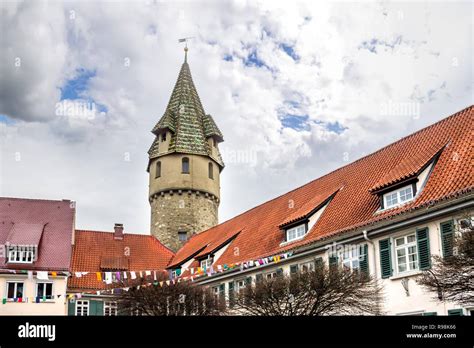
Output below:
[51,271,57,277]
[36,271,48,280]
[130,271,137,280]
[96,272,102,281]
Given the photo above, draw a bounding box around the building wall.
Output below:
[150,192,218,252]
[0,275,68,315]
[197,210,473,315]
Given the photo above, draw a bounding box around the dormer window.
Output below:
[286,224,307,242]
[200,257,213,269]
[161,132,167,142]
[7,245,36,264]
[383,184,414,209]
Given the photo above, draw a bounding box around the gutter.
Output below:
[363,230,377,278]
[196,194,473,285]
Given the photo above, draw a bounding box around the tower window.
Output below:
[155,161,161,178]
[208,162,214,179]
[213,138,217,147]
[161,132,166,142]
[178,231,187,242]
[182,157,190,174]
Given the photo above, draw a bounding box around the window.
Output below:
[6,282,24,299]
[155,161,161,178]
[200,257,213,269]
[265,271,277,280]
[76,300,89,316]
[286,224,306,242]
[104,301,118,316]
[395,234,418,273]
[182,157,190,174]
[300,261,315,273]
[235,279,246,293]
[36,283,53,300]
[161,132,166,142]
[341,246,360,271]
[208,162,214,179]
[178,231,187,242]
[7,246,36,263]
[383,185,414,209]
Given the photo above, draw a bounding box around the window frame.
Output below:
[7,246,35,264]
[200,257,213,269]
[182,157,190,174]
[208,162,214,179]
[6,281,24,300]
[155,161,161,178]
[394,233,419,274]
[383,185,414,209]
[35,282,54,301]
[340,246,361,271]
[178,231,187,242]
[76,300,89,316]
[104,301,118,316]
[286,224,307,242]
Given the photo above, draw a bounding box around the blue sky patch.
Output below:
[0,114,16,125]
[280,43,299,61]
[326,121,347,134]
[281,114,310,131]
[59,68,108,113]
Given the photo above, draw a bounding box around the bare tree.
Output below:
[232,264,383,316]
[117,277,225,316]
[417,216,474,306]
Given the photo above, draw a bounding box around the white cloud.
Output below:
[0,0,471,233]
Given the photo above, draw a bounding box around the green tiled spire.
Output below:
[149,56,224,167]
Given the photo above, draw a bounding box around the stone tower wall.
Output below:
[150,190,219,252]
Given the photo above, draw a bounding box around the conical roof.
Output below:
[148,58,224,168]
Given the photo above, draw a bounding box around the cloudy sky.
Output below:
[0,0,472,234]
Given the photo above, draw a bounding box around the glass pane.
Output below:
[17,283,23,298]
[397,248,406,257]
[7,283,14,298]
[396,237,405,246]
[352,259,359,269]
[398,262,407,273]
[37,284,44,297]
[407,235,416,243]
[46,283,53,298]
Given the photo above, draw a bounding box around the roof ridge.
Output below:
[0,197,72,203]
[212,104,473,227]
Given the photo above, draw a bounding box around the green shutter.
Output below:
[89,300,104,316]
[245,277,252,285]
[379,238,392,278]
[328,255,338,270]
[416,227,431,270]
[423,312,437,316]
[255,274,263,283]
[314,257,324,269]
[276,268,283,277]
[440,220,454,257]
[448,309,463,316]
[290,265,298,274]
[228,281,235,307]
[68,299,76,316]
[359,244,369,274]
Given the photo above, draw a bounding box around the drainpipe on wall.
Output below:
[363,230,377,278]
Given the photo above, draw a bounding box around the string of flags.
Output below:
[0,251,294,302]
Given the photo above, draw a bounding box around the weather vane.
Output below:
[178,37,194,62]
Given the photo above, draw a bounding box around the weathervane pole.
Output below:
[178,37,194,63]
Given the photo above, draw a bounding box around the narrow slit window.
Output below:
[208,162,214,179]
[155,161,161,178]
[182,157,190,173]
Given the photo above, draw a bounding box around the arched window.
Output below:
[208,162,214,179]
[182,157,190,174]
[155,161,161,178]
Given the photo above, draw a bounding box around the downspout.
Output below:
[363,230,377,277]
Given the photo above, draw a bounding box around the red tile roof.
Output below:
[0,198,75,271]
[169,105,474,268]
[68,230,174,291]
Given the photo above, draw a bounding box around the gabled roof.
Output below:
[169,105,474,268]
[0,198,75,271]
[369,140,448,193]
[68,230,174,291]
[149,59,224,167]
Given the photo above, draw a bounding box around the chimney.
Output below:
[114,223,124,240]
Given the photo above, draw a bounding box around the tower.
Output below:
[147,48,224,252]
